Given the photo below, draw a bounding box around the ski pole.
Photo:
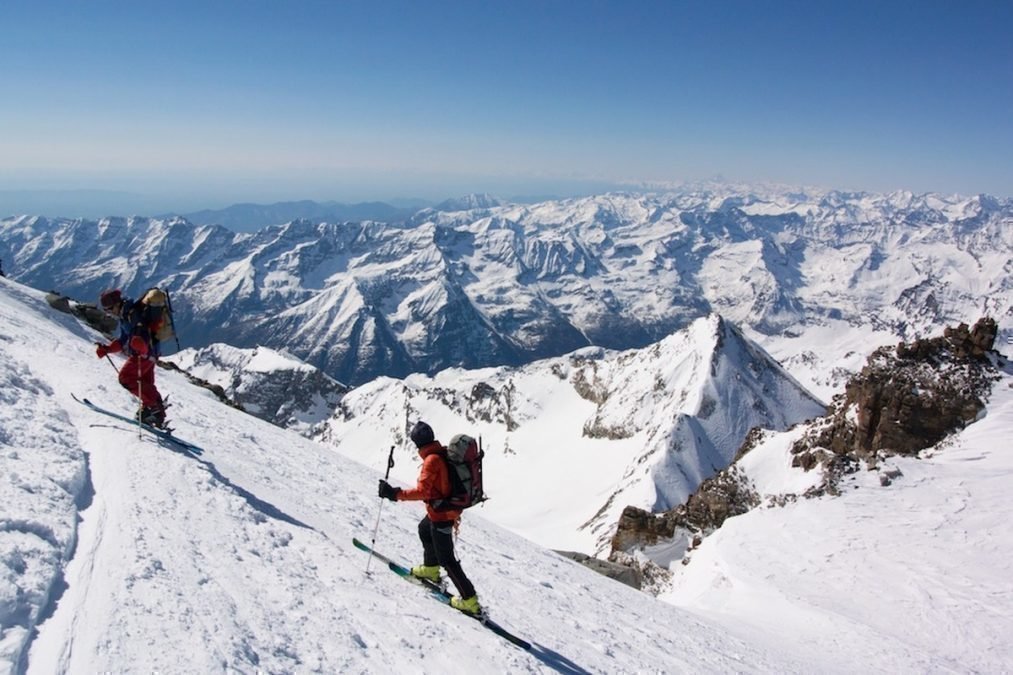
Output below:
[96,343,119,373]
[366,444,396,574]
[137,359,143,438]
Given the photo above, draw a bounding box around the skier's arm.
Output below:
[397,455,444,502]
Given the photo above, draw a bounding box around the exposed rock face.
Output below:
[609,317,1003,573]
[169,344,347,434]
[793,317,999,469]
[610,465,759,554]
[45,291,118,335]
[554,551,644,589]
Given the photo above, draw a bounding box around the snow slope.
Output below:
[0,275,802,674]
[666,360,1013,671]
[3,272,1012,673]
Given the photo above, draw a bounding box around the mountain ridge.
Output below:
[2,187,1009,387]
[321,313,825,554]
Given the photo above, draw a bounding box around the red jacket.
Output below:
[397,441,461,523]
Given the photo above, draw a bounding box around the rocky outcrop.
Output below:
[45,291,118,335]
[610,465,759,554]
[609,317,1004,575]
[792,317,1000,471]
[554,550,644,589]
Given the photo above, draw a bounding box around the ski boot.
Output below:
[139,402,167,429]
[450,594,483,616]
[410,565,442,584]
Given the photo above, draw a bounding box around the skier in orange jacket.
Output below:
[378,420,482,615]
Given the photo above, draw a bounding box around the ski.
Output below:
[72,394,203,454]
[352,537,531,650]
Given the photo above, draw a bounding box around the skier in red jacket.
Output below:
[378,420,482,615]
[95,288,167,428]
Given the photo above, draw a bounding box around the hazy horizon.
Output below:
[2,1,1011,218]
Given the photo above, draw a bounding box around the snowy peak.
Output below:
[576,316,821,444]
[324,314,823,554]
[567,315,824,545]
[432,193,505,212]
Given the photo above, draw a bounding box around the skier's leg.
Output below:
[418,516,439,567]
[135,358,161,408]
[117,358,141,400]
[431,520,476,599]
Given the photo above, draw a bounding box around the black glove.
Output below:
[378,480,401,501]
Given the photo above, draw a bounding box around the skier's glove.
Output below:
[95,343,109,358]
[129,335,149,357]
[378,480,401,501]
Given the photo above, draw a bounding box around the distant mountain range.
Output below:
[1,187,1010,387]
[168,194,512,231]
[166,199,428,231]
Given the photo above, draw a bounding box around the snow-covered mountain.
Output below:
[321,314,824,554]
[167,344,348,434]
[3,268,1013,672]
[660,326,1013,672]
[2,187,1009,387]
[431,193,505,212]
[2,274,769,673]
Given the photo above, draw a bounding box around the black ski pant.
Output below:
[418,516,476,599]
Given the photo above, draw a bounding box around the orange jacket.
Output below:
[397,441,461,523]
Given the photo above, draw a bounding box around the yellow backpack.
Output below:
[140,287,177,343]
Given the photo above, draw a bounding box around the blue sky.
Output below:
[1,0,1011,212]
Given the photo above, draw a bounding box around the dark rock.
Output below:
[554,550,644,589]
[611,465,759,553]
[793,316,1000,463]
[45,291,118,334]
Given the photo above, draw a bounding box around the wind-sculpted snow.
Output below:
[0,283,90,672]
[1,187,1010,385]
